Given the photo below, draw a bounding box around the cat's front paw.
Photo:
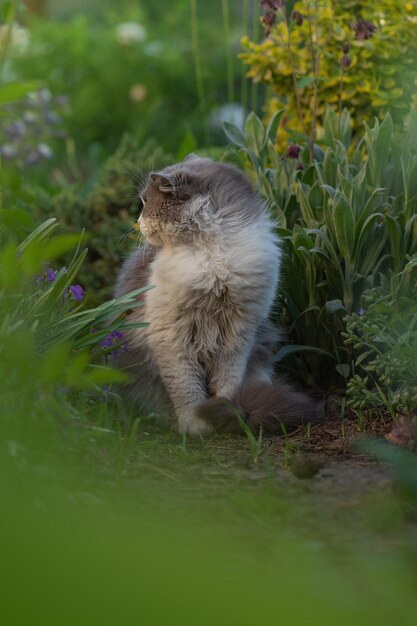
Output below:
[178,411,213,437]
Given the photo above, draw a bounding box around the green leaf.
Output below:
[298,184,316,228]
[223,121,246,148]
[16,218,58,255]
[332,195,355,262]
[275,344,334,362]
[0,82,41,106]
[323,105,339,145]
[321,184,336,198]
[405,155,417,201]
[266,109,285,142]
[325,300,346,315]
[296,76,315,88]
[365,114,393,187]
[43,234,84,261]
[356,188,383,233]
[244,112,265,155]
[267,139,282,169]
[335,363,350,378]
[293,225,314,251]
[385,215,402,270]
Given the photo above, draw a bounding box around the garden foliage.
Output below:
[0,209,150,446]
[241,1,417,145]
[224,106,417,413]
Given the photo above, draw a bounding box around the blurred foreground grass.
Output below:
[2,413,417,626]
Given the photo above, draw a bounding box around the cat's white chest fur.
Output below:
[144,222,280,344]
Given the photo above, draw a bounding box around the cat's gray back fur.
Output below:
[114,155,315,435]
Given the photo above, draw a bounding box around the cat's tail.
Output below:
[196,379,319,435]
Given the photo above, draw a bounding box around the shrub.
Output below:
[241,1,417,146]
[0,212,149,445]
[223,107,417,392]
[344,257,417,419]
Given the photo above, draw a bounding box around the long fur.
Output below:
[114,155,318,436]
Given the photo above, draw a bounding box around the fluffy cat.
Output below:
[114,154,317,436]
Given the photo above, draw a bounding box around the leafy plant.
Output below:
[24,135,172,303]
[241,1,417,148]
[344,257,417,418]
[224,107,417,391]
[0,212,150,443]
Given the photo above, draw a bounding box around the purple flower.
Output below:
[260,1,284,36]
[352,19,377,41]
[287,144,301,159]
[291,10,303,26]
[359,307,365,316]
[340,54,352,69]
[261,0,282,8]
[63,283,85,302]
[34,265,60,283]
[69,284,85,302]
[98,330,128,356]
[45,268,57,281]
[99,336,114,348]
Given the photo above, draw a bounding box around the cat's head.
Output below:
[138,154,260,246]
[138,154,212,246]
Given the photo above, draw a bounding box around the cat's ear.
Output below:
[183,153,199,162]
[150,173,174,193]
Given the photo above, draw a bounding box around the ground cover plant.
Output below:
[1,1,417,623]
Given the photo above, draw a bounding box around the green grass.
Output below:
[3,406,417,626]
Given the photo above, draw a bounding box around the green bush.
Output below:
[344,257,417,419]
[0,211,149,445]
[241,1,417,146]
[223,107,417,394]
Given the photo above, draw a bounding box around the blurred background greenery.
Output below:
[1,2,417,623]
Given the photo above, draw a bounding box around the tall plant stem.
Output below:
[250,4,260,113]
[304,0,321,161]
[191,0,209,143]
[283,10,308,138]
[337,68,345,133]
[221,0,234,104]
[240,0,249,113]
